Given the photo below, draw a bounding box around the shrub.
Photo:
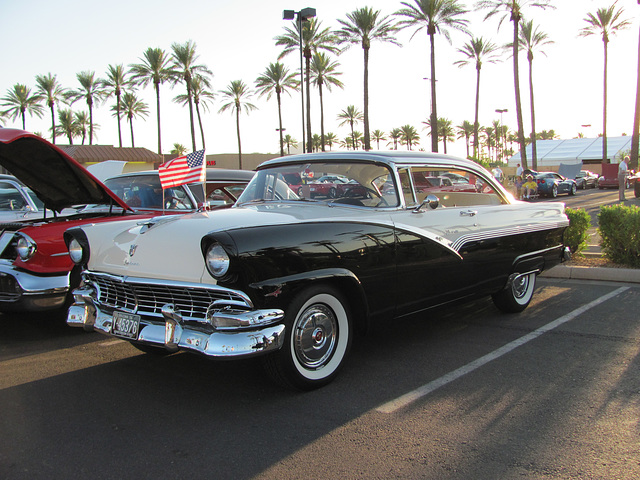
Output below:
[598,204,640,267]
[564,207,591,256]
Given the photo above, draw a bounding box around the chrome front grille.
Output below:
[85,272,249,321]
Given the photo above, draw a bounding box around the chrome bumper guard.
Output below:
[67,287,286,358]
[0,262,69,311]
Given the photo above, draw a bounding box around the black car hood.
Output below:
[0,129,131,213]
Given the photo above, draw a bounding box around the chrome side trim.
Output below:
[451,221,569,252]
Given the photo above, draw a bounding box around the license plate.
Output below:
[112,311,140,339]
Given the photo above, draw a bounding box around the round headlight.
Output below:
[16,234,37,261]
[206,243,230,278]
[68,238,85,264]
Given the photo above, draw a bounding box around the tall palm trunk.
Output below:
[363,43,371,151]
[154,81,162,155]
[513,19,527,169]
[528,52,538,170]
[88,102,94,145]
[276,88,285,156]
[195,101,206,150]
[318,82,326,152]
[187,81,197,152]
[602,38,608,163]
[20,109,26,130]
[305,53,313,153]
[116,92,123,148]
[48,102,56,144]
[429,29,438,153]
[473,64,481,159]
[235,106,242,169]
[129,116,135,147]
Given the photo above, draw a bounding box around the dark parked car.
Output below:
[66,151,570,390]
[535,172,577,197]
[575,170,598,189]
[0,174,51,222]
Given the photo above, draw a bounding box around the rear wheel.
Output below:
[551,184,558,198]
[263,284,352,390]
[492,272,536,313]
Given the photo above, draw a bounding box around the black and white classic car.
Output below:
[65,151,570,389]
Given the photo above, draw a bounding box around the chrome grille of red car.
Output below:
[85,272,247,321]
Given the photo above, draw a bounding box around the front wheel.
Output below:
[570,183,577,195]
[492,272,536,313]
[263,285,352,390]
[634,181,640,198]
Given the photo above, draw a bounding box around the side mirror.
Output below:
[413,194,439,213]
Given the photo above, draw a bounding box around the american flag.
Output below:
[158,150,206,188]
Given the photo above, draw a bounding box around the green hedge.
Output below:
[564,207,591,256]
[598,204,640,267]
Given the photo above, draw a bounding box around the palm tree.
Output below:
[218,80,257,169]
[337,105,363,149]
[100,64,132,148]
[73,110,92,145]
[275,18,339,153]
[483,125,495,160]
[453,36,500,159]
[309,53,344,151]
[439,118,455,154]
[129,47,173,154]
[352,131,364,150]
[35,73,66,144]
[1,84,44,130]
[456,120,474,158]
[114,91,149,147]
[55,108,77,144]
[312,134,322,152]
[170,40,212,152]
[170,143,188,156]
[388,128,403,150]
[396,0,469,153]
[400,124,420,150]
[337,7,400,151]
[324,132,337,150]
[283,134,298,154]
[476,0,555,170]
[538,129,558,140]
[66,71,106,145]
[174,74,215,150]
[580,3,631,164]
[255,62,299,156]
[371,129,387,149]
[512,20,553,170]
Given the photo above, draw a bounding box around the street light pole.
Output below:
[495,108,508,163]
[283,7,316,154]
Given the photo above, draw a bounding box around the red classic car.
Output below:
[0,129,252,313]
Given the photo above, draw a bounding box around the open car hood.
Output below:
[0,129,131,213]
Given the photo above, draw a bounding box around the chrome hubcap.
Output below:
[513,274,529,299]
[294,304,337,369]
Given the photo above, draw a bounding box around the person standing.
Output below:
[516,163,523,177]
[618,155,629,201]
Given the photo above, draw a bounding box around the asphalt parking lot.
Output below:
[1,276,639,479]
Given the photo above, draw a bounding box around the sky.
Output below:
[1,0,639,160]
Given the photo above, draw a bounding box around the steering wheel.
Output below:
[165,196,189,209]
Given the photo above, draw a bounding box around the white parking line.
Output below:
[376,286,629,414]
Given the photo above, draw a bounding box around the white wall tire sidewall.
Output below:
[513,273,536,306]
[289,293,349,382]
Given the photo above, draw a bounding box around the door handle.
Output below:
[460,210,477,217]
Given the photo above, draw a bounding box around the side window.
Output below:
[410,167,504,207]
[398,168,415,206]
[165,187,194,210]
[208,188,234,206]
[0,182,28,211]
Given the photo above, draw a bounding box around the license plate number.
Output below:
[112,311,140,339]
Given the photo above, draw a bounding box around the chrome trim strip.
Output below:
[451,221,569,252]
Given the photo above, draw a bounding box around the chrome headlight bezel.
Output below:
[205,242,231,279]
[64,228,90,266]
[16,233,37,261]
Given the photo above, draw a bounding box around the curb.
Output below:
[541,264,640,283]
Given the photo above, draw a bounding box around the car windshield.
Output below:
[236,161,398,208]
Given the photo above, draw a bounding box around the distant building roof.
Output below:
[57,144,162,164]
[509,136,631,166]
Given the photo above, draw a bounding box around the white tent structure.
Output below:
[508,136,631,172]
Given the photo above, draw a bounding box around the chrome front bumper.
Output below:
[0,262,69,311]
[67,287,286,359]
